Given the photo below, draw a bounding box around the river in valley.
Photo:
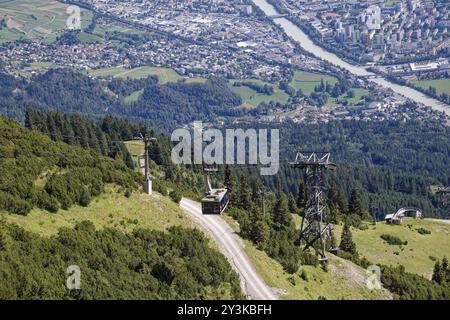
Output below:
[252,0,449,115]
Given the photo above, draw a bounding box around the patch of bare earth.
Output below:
[328,255,393,300]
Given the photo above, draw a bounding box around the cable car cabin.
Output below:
[201,188,229,215]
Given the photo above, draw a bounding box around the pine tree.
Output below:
[47,113,63,141]
[25,108,48,133]
[348,187,364,218]
[329,184,347,215]
[95,127,109,156]
[272,187,293,228]
[24,108,34,130]
[432,261,442,284]
[249,204,270,245]
[125,151,135,169]
[339,221,357,255]
[250,177,261,204]
[87,126,101,153]
[71,114,89,148]
[224,165,236,206]
[79,188,91,207]
[61,114,76,146]
[149,141,164,165]
[288,192,297,214]
[238,173,252,209]
[0,233,5,251]
[328,206,340,224]
[442,257,449,283]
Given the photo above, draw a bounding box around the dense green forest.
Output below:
[0,221,243,300]
[18,107,450,218]
[21,109,200,199]
[25,109,141,169]
[0,69,244,132]
[231,120,450,218]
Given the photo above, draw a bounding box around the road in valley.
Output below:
[180,198,277,300]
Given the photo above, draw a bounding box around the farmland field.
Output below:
[0,0,93,44]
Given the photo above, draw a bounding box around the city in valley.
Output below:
[1,0,448,125]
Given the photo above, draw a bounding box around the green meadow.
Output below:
[334,218,450,278]
[221,214,391,300]
[88,66,206,84]
[289,70,338,95]
[410,78,450,96]
[228,79,290,108]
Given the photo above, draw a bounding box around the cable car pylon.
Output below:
[290,152,337,263]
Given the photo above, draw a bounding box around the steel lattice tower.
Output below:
[290,152,337,262]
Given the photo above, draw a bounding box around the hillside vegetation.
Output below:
[335,218,450,278]
[2,185,191,237]
[0,116,141,215]
[221,215,391,300]
[0,69,244,131]
[0,117,243,300]
[0,221,243,300]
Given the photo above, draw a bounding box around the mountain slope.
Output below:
[220,213,392,300]
[0,117,243,300]
[0,115,141,215]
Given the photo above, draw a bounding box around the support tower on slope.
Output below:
[143,134,157,195]
[290,152,337,262]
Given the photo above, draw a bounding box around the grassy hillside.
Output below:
[0,116,141,215]
[335,218,450,278]
[221,214,391,300]
[87,66,181,83]
[1,185,191,237]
